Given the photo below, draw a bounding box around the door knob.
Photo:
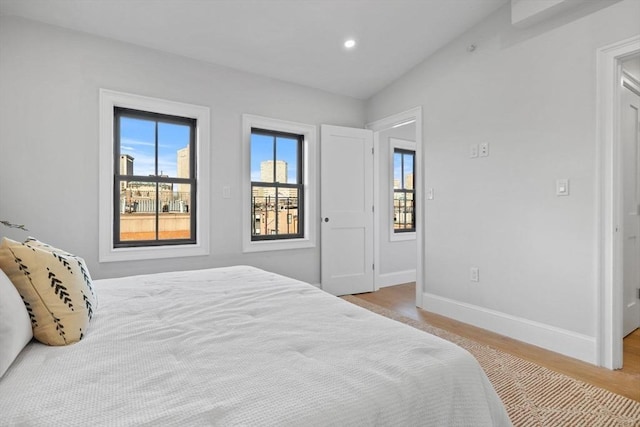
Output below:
[324,217,329,222]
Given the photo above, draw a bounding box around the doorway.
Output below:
[620,55,640,341]
[597,37,640,370]
[367,107,423,307]
[319,107,423,304]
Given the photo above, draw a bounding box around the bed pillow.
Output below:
[0,238,97,346]
[0,269,33,377]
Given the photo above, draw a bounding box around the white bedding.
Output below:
[0,266,511,426]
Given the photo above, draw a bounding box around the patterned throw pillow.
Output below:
[0,238,97,346]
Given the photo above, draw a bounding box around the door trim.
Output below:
[367,106,423,307]
[596,36,640,369]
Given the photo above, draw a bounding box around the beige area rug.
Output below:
[342,296,640,427]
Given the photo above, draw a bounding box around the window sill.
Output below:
[390,232,416,242]
[99,242,209,263]
[242,238,314,253]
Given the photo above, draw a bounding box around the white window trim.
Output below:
[242,114,317,253]
[98,89,210,262]
[389,137,417,242]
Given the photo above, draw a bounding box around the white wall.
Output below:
[366,0,640,363]
[0,16,365,283]
[376,124,417,287]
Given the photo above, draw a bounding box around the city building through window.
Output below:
[393,148,415,233]
[114,107,197,247]
[250,128,303,240]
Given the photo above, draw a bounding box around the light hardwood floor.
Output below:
[351,283,640,402]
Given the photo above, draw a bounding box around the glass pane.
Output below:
[251,186,300,237]
[251,186,260,236]
[393,152,402,189]
[276,136,298,184]
[403,153,414,190]
[278,187,299,235]
[393,192,404,230]
[158,183,192,240]
[393,191,415,231]
[119,117,156,176]
[251,185,275,237]
[119,183,157,241]
[251,133,274,183]
[405,191,414,229]
[158,122,190,178]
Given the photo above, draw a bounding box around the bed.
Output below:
[0,265,511,426]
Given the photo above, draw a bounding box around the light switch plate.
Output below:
[427,188,434,200]
[479,143,489,157]
[556,179,569,196]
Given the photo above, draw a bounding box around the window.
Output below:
[242,115,316,253]
[114,108,196,247]
[99,90,210,262]
[250,129,303,241]
[393,148,415,233]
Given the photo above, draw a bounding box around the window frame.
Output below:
[389,138,417,242]
[113,107,197,248]
[242,114,317,253]
[250,128,304,241]
[99,89,210,262]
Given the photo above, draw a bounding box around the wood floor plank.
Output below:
[352,283,640,402]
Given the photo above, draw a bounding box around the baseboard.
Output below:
[376,269,416,288]
[422,292,597,365]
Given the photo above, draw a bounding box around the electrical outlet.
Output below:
[470,144,478,158]
[470,267,479,282]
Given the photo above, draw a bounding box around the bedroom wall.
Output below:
[0,16,365,284]
[365,0,640,363]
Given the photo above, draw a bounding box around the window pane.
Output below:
[251,133,274,183]
[404,153,414,190]
[251,185,300,237]
[393,191,415,231]
[119,184,157,241]
[158,122,190,178]
[114,107,198,248]
[393,152,402,189]
[393,192,404,230]
[276,136,298,184]
[251,186,261,236]
[250,128,304,242]
[119,117,156,176]
[251,186,274,237]
[158,183,192,240]
[278,187,300,235]
[405,191,414,229]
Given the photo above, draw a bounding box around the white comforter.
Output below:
[0,266,511,426]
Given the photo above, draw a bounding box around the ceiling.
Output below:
[0,0,508,99]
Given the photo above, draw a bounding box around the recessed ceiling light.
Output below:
[344,39,356,49]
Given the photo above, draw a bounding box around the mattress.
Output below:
[0,266,511,426]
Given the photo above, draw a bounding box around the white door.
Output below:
[621,81,640,337]
[320,125,374,296]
